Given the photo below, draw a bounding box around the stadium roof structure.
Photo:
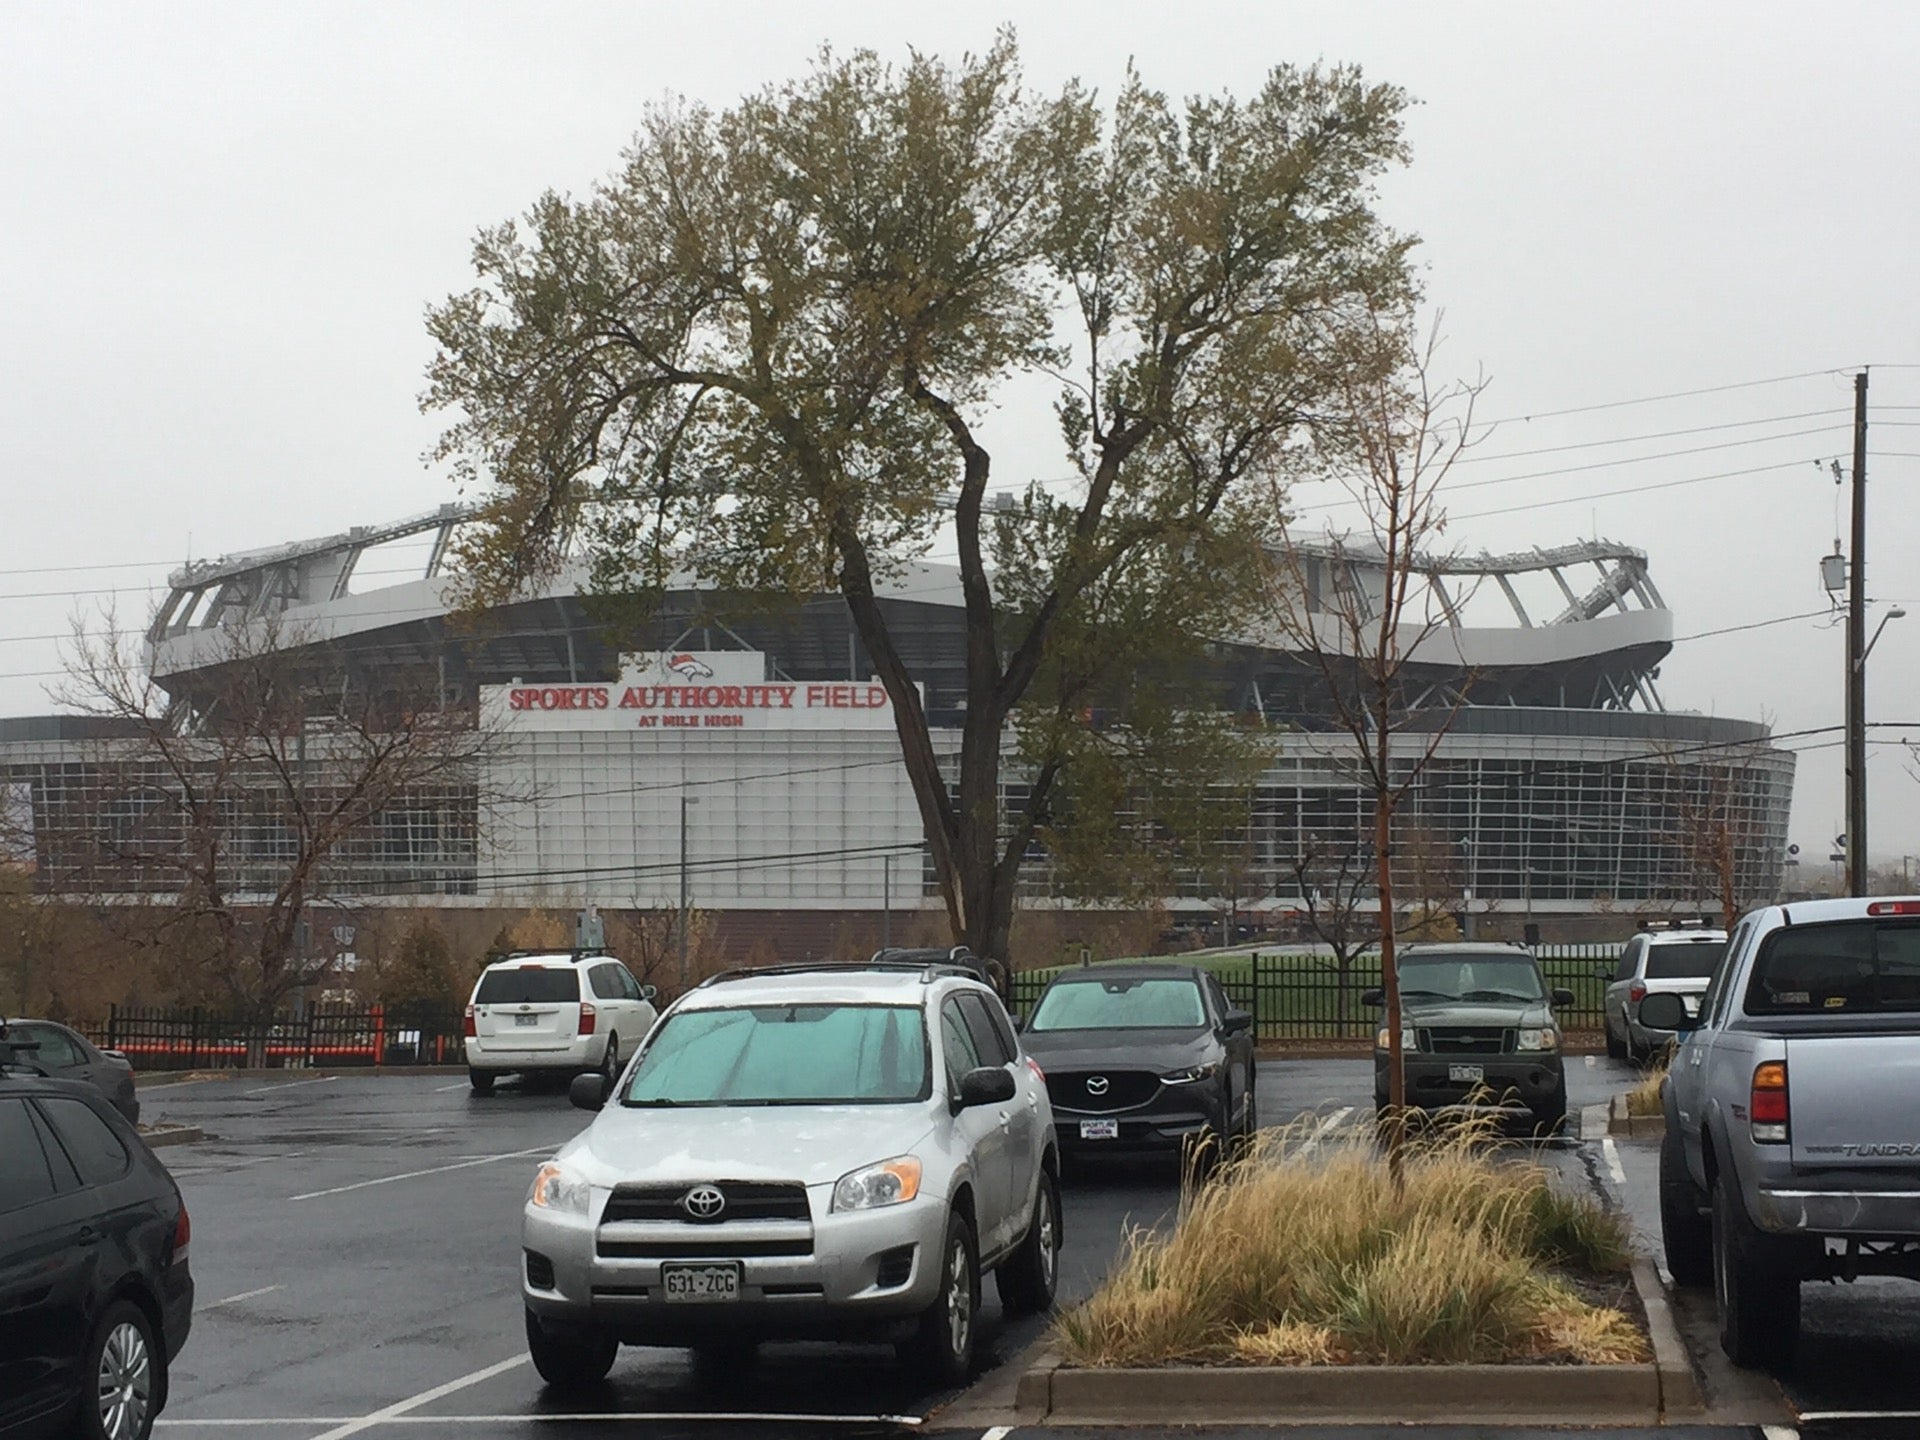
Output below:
[145,506,1676,724]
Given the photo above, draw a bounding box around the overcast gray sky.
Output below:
[5,1,1920,871]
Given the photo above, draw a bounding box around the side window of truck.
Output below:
[1699,916,1755,1027]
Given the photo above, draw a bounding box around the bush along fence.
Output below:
[89,1004,467,1071]
[1009,944,1620,1041]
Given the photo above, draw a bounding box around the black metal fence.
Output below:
[1009,944,1619,1040]
[90,1003,466,1071]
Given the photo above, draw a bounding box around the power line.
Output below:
[1455,408,1848,465]
[1445,460,1811,524]
[1669,609,1835,643]
[1477,368,1852,425]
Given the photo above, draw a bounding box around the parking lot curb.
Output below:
[1014,1346,1063,1420]
[138,1124,204,1148]
[1028,1358,1659,1424]
[1631,1255,1705,1416]
[1608,1093,1666,1138]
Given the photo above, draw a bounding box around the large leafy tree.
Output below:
[425,35,1416,970]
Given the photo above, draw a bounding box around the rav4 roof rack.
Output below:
[693,958,992,990]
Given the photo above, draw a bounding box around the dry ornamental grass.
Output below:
[1054,1119,1647,1369]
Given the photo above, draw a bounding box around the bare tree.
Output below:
[1287,831,1375,1031]
[1658,740,1781,931]
[1263,319,1485,1157]
[54,614,509,1017]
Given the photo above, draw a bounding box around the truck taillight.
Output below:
[1750,1060,1789,1143]
[1867,900,1920,916]
[578,1002,597,1036]
[1628,982,1647,1004]
[462,1004,477,1038]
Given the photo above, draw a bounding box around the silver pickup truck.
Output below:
[1643,896,1920,1368]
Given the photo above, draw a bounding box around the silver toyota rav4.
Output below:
[520,961,1061,1387]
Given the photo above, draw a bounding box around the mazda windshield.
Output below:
[621,1003,930,1106]
[1028,977,1208,1032]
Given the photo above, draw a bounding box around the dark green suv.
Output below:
[1366,943,1574,1133]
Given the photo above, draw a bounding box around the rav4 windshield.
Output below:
[1745,920,1920,1014]
[475,968,579,1004]
[1395,956,1544,1001]
[1028,977,1207,1031]
[622,1004,930,1106]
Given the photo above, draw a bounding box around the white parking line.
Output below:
[201,1284,282,1310]
[1296,1106,1353,1157]
[980,1426,1013,1440]
[244,1075,338,1096]
[305,1354,530,1440]
[138,1078,223,1093]
[289,1145,552,1201]
[434,1081,470,1092]
[1602,1136,1626,1186]
[1760,1426,1800,1440]
[160,1415,924,1429]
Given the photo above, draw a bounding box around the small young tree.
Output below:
[1263,321,1484,1159]
[55,615,507,1018]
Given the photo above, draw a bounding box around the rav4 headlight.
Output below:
[1515,1027,1560,1052]
[833,1155,922,1212]
[528,1161,593,1216]
[1160,1061,1221,1085]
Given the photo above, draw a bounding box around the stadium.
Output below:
[0,504,1795,941]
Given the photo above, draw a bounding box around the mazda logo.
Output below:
[681,1184,726,1220]
[1086,1076,1109,1096]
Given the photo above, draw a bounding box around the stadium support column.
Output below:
[1847,371,1868,897]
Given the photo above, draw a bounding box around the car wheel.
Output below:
[600,1035,621,1091]
[1605,1020,1628,1061]
[468,1068,495,1097]
[75,1300,160,1440]
[996,1168,1061,1315]
[524,1307,617,1390]
[1711,1175,1799,1369]
[1240,1068,1259,1144]
[903,1211,978,1384]
[1659,1125,1712,1288]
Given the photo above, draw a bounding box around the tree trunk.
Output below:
[1375,789,1406,1181]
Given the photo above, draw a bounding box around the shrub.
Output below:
[1054,1121,1644,1368]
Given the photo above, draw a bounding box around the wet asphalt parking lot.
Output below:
[134,1054,1873,1440]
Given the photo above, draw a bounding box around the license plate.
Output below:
[660,1262,741,1303]
[1448,1064,1485,1084]
[1079,1119,1120,1140]
[515,1013,539,1027]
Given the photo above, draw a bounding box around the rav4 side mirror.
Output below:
[1361,988,1385,1008]
[956,1066,1017,1109]
[569,1073,609,1112]
[1637,992,1695,1032]
[1551,988,1578,1008]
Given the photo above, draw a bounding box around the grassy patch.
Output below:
[1624,1060,1668,1118]
[1053,1123,1644,1368]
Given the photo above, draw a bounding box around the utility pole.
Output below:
[1847,371,1869,896]
[882,853,892,949]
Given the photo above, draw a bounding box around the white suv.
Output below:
[519,961,1060,1387]
[465,951,658,1096]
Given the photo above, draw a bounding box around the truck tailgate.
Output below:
[1788,1034,1920,1167]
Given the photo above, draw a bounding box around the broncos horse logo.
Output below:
[666,653,715,680]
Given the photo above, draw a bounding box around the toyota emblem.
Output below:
[1085,1075,1110,1096]
[681,1184,726,1220]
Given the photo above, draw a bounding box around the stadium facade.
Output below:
[0,505,1795,933]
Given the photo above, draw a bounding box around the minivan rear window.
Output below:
[1745,920,1920,1014]
[1645,942,1726,980]
[476,967,580,1005]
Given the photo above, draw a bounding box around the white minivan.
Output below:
[464,951,658,1096]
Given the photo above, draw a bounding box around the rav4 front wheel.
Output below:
[903,1213,978,1384]
[525,1308,617,1390]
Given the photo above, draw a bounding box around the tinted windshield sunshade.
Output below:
[1028,977,1206,1032]
[623,1003,930,1105]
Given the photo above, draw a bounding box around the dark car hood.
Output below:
[1399,999,1554,1028]
[1019,1027,1216,1070]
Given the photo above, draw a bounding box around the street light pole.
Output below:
[678,794,692,987]
[882,853,892,949]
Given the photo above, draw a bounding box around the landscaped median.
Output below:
[1023,1124,1676,1424]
